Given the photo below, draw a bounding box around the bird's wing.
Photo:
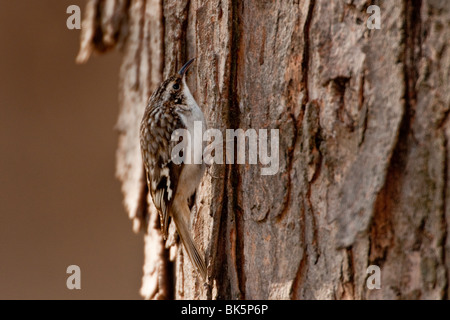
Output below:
[140,106,187,238]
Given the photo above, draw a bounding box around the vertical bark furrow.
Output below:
[442,133,449,299]
[301,0,315,106]
[227,0,245,299]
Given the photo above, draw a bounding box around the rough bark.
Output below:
[78,0,450,299]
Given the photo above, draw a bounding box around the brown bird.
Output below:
[139,59,207,279]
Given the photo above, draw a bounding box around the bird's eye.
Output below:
[172,83,180,90]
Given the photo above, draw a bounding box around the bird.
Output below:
[139,58,207,279]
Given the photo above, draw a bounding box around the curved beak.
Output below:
[178,58,196,76]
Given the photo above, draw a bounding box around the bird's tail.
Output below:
[171,201,207,280]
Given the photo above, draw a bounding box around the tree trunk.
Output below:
[78,0,450,300]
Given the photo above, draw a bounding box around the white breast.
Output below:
[176,79,207,199]
[178,79,207,164]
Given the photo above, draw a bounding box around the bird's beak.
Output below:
[178,58,195,76]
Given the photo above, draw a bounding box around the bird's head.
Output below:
[148,58,196,109]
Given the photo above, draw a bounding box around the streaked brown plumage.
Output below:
[139,59,207,279]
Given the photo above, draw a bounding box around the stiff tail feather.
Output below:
[171,205,207,280]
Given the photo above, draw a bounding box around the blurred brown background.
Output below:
[0,1,143,299]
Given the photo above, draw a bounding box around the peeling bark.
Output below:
[79,0,450,299]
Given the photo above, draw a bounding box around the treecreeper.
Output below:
[139,58,207,279]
